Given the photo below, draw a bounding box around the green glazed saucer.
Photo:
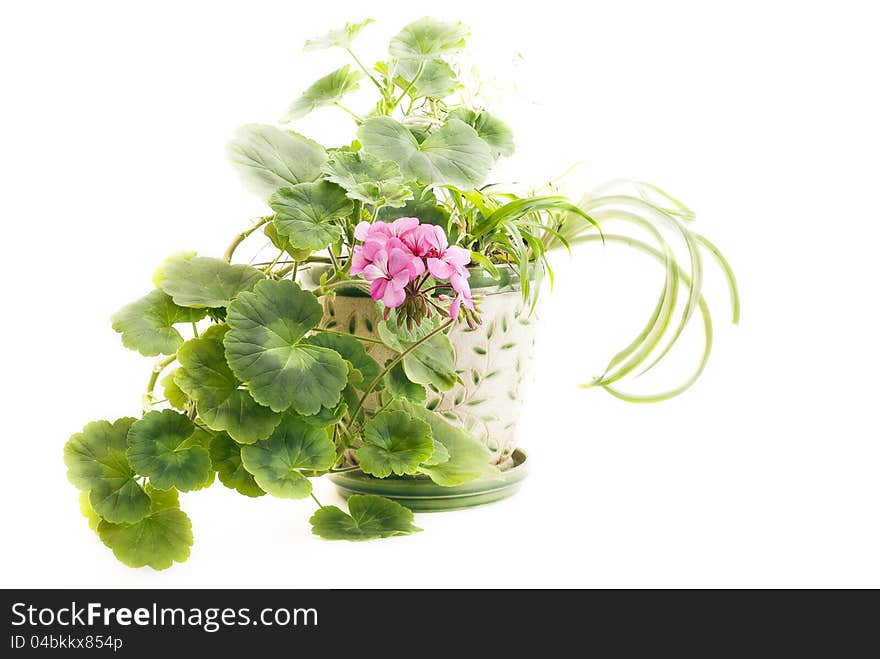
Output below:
[329,449,528,512]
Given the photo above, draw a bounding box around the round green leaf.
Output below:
[448,108,515,159]
[300,400,348,428]
[378,318,457,391]
[304,331,381,389]
[209,432,265,498]
[310,494,422,541]
[357,410,433,477]
[390,400,497,486]
[304,19,374,51]
[98,486,193,570]
[377,183,449,226]
[389,18,469,60]
[161,370,189,411]
[64,418,151,524]
[396,58,458,99]
[227,124,327,200]
[224,280,349,415]
[285,65,362,121]
[269,181,353,252]
[111,290,205,356]
[159,257,265,309]
[358,117,492,189]
[264,222,312,261]
[126,410,212,492]
[383,360,427,402]
[175,325,281,444]
[240,415,335,499]
[321,151,413,208]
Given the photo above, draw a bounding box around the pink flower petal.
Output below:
[427,257,456,281]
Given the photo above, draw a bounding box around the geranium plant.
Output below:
[64,17,739,570]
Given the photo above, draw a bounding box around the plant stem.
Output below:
[389,60,424,112]
[329,465,362,474]
[224,216,272,262]
[310,493,324,509]
[312,327,384,344]
[143,354,176,412]
[263,249,285,275]
[346,47,383,92]
[350,318,454,423]
[191,322,199,338]
[334,102,363,122]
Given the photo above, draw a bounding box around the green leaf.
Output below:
[358,117,493,189]
[390,400,498,485]
[264,222,312,261]
[269,181,353,252]
[377,183,449,226]
[240,415,335,498]
[300,400,348,428]
[126,410,212,492]
[175,325,281,444]
[64,418,151,524]
[378,318,457,391]
[383,360,427,402]
[304,331,381,389]
[304,19,374,51]
[78,491,101,532]
[422,439,450,466]
[389,18,469,60]
[224,280,349,414]
[209,432,265,497]
[285,65,362,121]
[161,370,189,411]
[310,494,422,541]
[111,290,205,357]
[152,251,197,288]
[357,410,433,477]
[321,151,413,208]
[159,257,264,309]
[227,124,327,200]
[448,108,514,158]
[396,58,458,99]
[97,486,193,570]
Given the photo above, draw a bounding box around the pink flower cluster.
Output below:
[349,217,475,318]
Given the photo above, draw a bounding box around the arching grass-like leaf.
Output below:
[396,58,458,99]
[159,257,264,309]
[111,290,206,357]
[227,124,327,200]
[389,17,469,60]
[224,280,349,415]
[240,415,335,499]
[322,151,413,208]
[175,325,281,444]
[448,108,514,158]
[126,410,212,492]
[357,410,433,477]
[389,400,497,485]
[285,65,362,121]
[269,181,353,251]
[378,317,458,391]
[64,418,151,524]
[209,432,265,498]
[304,18,374,51]
[97,486,193,570]
[309,495,422,541]
[358,117,492,189]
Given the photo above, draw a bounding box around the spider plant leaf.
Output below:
[694,233,740,323]
[468,251,500,279]
[473,196,599,241]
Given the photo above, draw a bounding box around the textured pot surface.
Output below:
[321,276,538,468]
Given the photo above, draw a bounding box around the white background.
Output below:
[1,0,878,588]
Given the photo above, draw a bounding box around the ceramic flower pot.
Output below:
[317,266,537,511]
